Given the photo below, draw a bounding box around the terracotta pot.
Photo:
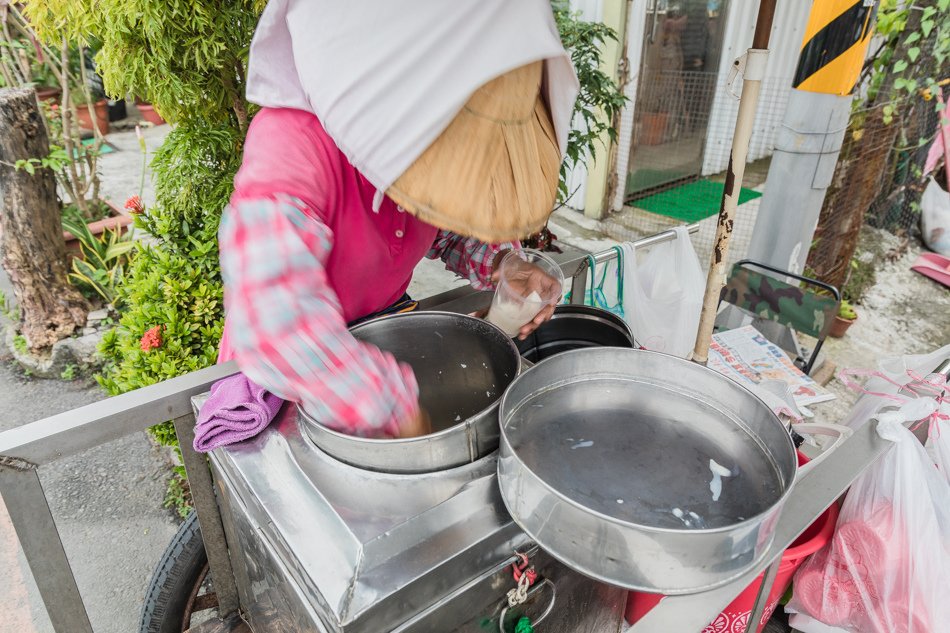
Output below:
[34,86,62,103]
[63,199,134,254]
[829,314,856,338]
[640,112,669,146]
[75,99,110,135]
[136,102,165,126]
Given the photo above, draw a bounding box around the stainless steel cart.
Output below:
[0,228,905,633]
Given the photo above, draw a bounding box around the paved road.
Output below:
[0,357,180,633]
[0,120,179,633]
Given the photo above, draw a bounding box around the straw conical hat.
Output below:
[387,62,561,243]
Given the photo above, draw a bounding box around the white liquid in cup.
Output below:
[487,290,545,337]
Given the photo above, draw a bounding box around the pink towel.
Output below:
[193,374,284,452]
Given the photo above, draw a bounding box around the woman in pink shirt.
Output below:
[218,0,579,440]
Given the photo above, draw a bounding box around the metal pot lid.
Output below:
[496,348,797,592]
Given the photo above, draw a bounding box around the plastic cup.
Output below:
[486,249,565,337]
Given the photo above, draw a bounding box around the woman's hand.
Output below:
[491,250,558,340]
[396,407,432,438]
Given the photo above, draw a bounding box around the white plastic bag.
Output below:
[920,176,950,256]
[620,226,704,358]
[839,343,950,432]
[787,410,950,633]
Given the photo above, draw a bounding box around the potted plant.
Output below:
[135,98,165,126]
[829,300,857,338]
[73,89,109,135]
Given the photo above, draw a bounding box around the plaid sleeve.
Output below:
[426,230,521,290]
[219,196,418,437]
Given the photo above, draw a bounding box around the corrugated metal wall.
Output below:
[700,1,811,175]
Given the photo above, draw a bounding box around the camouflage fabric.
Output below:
[719,265,839,338]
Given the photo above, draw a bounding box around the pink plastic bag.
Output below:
[787,413,950,633]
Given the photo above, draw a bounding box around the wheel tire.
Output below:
[140,511,208,633]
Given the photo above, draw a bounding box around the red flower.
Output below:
[50,103,59,111]
[140,326,163,351]
[125,195,145,215]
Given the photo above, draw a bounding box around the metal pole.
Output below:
[173,414,241,616]
[691,0,776,364]
[745,557,782,633]
[0,465,94,633]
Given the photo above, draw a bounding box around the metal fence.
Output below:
[604,67,940,285]
[807,96,940,290]
[605,73,795,271]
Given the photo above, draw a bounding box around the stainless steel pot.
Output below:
[516,305,634,363]
[496,348,797,594]
[300,311,522,473]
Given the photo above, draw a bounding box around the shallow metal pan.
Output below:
[496,348,797,594]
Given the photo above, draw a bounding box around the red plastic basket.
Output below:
[624,452,839,633]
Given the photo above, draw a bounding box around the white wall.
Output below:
[562,0,605,211]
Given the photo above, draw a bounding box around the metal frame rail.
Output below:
[0,225,892,633]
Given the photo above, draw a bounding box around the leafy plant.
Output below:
[3,7,107,219]
[838,300,857,321]
[61,213,135,305]
[163,465,192,519]
[552,4,627,202]
[13,334,28,354]
[841,256,877,304]
[0,290,19,323]
[60,364,77,380]
[862,0,949,121]
[25,1,259,474]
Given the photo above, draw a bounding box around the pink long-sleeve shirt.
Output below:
[218,108,516,437]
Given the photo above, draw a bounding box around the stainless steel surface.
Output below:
[300,312,521,473]
[746,557,782,633]
[628,416,892,632]
[0,466,94,633]
[174,413,240,616]
[517,305,634,363]
[210,404,625,633]
[497,348,797,594]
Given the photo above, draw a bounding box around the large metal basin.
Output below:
[496,348,797,594]
[300,311,521,473]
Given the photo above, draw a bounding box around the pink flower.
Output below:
[125,195,145,215]
[140,326,163,351]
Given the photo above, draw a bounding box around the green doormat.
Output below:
[632,179,762,223]
[81,137,117,154]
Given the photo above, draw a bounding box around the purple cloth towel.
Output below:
[193,373,284,452]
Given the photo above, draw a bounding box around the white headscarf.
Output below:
[246,0,579,195]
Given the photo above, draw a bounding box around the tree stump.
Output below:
[0,87,87,349]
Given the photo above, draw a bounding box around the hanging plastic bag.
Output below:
[787,404,950,633]
[620,226,704,358]
[920,176,950,256]
[564,247,625,318]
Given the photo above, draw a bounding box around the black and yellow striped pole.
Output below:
[746,0,878,274]
[794,0,877,95]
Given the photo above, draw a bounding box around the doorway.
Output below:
[625,0,729,200]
